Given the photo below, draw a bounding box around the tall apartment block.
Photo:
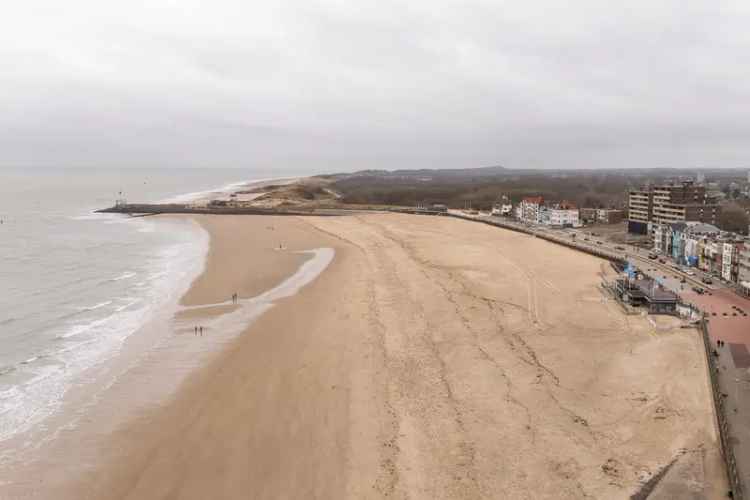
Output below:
[627,181,720,234]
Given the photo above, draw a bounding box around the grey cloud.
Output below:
[1,0,749,170]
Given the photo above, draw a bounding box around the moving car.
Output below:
[702,276,713,284]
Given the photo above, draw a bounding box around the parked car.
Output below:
[702,276,713,284]
[615,246,624,250]
[648,253,657,260]
[685,270,695,276]
[658,258,666,264]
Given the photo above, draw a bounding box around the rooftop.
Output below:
[522,196,544,204]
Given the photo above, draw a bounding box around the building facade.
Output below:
[628,181,721,234]
[547,205,580,227]
[579,208,597,224]
[519,196,544,223]
[739,243,750,297]
[627,189,652,234]
[740,243,750,283]
[596,209,624,224]
[652,222,721,264]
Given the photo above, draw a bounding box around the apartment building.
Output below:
[579,208,597,224]
[739,243,750,297]
[737,242,750,279]
[596,209,624,224]
[628,181,721,234]
[519,196,544,223]
[628,189,652,233]
[547,201,580,227]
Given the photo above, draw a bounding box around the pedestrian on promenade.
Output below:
[194,326,197,336]
[200,326,203,336]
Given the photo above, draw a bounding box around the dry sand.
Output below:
[49,214,724,499]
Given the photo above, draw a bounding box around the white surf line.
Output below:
[178,248,335,314]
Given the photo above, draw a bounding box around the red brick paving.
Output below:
[682,288,750,346]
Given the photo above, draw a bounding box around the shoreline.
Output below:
[2,212,725,499]
[0,175,299,456]
[0,214,335,498]
[0,215,209,459]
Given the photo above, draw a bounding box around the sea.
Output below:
[0,167,305,458]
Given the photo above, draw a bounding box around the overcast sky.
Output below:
[2,1,749,171]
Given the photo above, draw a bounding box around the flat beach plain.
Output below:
[25,213,724,499]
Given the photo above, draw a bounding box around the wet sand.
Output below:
[7,213,725,499]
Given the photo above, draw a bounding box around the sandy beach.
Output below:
[8,213,724,499]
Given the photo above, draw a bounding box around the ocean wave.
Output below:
[155,177,294,204]
[0,366,16,377]
[70,212,130,223]
[0,385,21,402]
[78,300,113,311]
[56,317,110,340]
[148,271,167,281]
[0,317,16,326]
[0,212,211,446]
[69,213,102,221]
[115,298,141,312]
[110,272,136,282]
[157,181,247,204]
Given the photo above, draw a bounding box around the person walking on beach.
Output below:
[200,326,204,336]
[194,326,198,336]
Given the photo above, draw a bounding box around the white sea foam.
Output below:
[70,212,130,223]
[0,218,210,447]
[157,180,248,204]
[78,300,113,311]
[111,272,136,282]
[156,177,296,204]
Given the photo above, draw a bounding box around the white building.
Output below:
[653,225,664,253]
[491,203,513,216]
[519,196,544,223]
[547,207,580,227]
[723,242,735,282]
